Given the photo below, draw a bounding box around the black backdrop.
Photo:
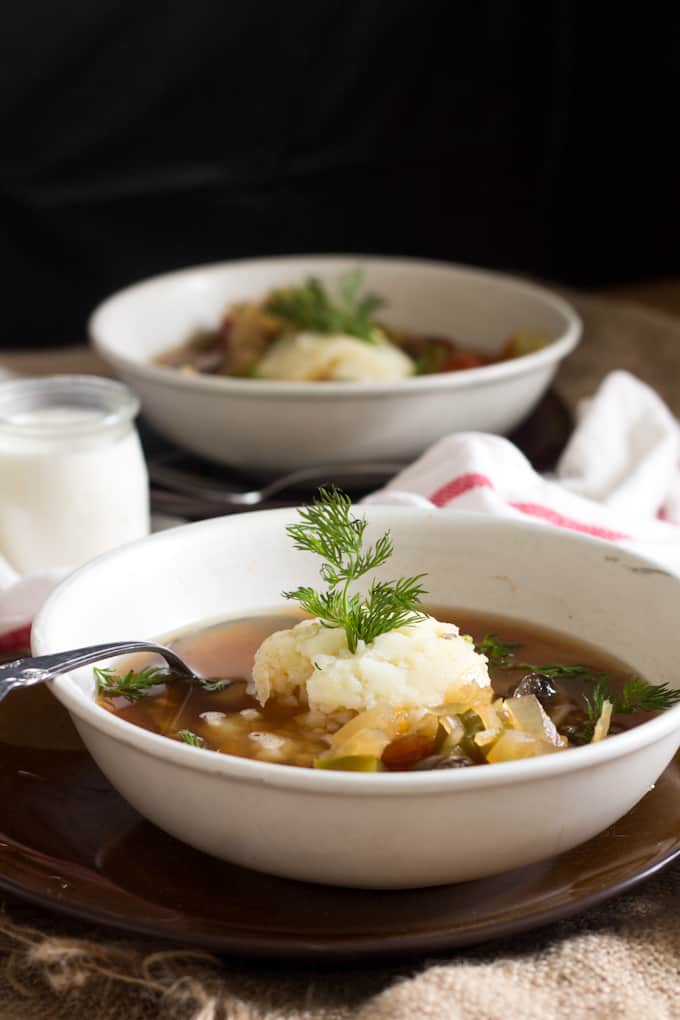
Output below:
[3,1,680,347]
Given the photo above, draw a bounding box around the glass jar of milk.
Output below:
[0,376,150,574]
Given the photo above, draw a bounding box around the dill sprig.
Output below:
[177,729,206,747]
[585,677,680,726]
[475,634,523,669]
[95,665,229,703]
[94,665,169,702]
[283,487,427,653]
[477,634,608,681]
[573,678,680,744]
[198,679,229,692]
[614,676,680,713]
[265,269,384,343]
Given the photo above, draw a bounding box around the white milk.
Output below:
[0,379,150,574]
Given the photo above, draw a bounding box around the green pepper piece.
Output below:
[433,714,463,754]
[458,709,487,764]
[314,755,383,772]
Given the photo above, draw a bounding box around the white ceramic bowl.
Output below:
[89,256,581,474]
[32,508,680,889]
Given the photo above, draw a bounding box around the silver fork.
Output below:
[0,641,198,704]
[148,460,405,508]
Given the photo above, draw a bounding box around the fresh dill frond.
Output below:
[283,586,351,632]
[615,676,680,713]
[177,729,206,747]
[95,664,231,704]
[581,675,680,737]
[286,487,392,584]
[354,576,428,645]
[567,674,680,744]
[198,678,229,692]
[526,663,607,681]
[576,681,622,744]
[283,486,427,652]
[94,665,170,703]
[584,681,609,724]
[476,634,523,669]
[476,635,607,681]
[265,269,384,342]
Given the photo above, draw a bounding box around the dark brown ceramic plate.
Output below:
[1,684,680,960]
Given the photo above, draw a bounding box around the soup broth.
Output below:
[97,608,653,770]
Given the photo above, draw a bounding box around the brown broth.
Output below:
[97,609,649,768]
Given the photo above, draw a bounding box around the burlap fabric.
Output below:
[1,291,679,1019]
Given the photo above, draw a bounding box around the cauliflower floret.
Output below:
[250,616,490,714]
[255,331,414,382]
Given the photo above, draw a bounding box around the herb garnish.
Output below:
[197,679,229,692]
[583,677,680,730]
[95,666,229,703]
[477,634,607,681]
[94,665,168,703]
[177,729,205,747]
[283,487,427,653]
[265,269,384,343]
[569,677,680,745]
[476,634,523,670]
[477,633,680,741]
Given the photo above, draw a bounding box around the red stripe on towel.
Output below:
[0,624,31,653]
[429,472,629,541]
[509,502,630,540]
[430,473,494,507]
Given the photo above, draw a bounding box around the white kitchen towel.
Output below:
[363,370,680,573]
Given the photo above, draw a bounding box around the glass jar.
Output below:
[0,375,150,574]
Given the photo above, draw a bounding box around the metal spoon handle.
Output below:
[0,640,193,704]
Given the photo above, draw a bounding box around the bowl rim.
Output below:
[88,254,582,399]
[34,507,680,796]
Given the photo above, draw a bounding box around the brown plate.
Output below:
[1,684,680,960]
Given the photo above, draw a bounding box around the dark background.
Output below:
[3,1,680,347]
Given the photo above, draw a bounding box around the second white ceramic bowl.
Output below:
[32,508,680,888]
[89,256,581,473]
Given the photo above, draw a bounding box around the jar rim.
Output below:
[0,375,140,440]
